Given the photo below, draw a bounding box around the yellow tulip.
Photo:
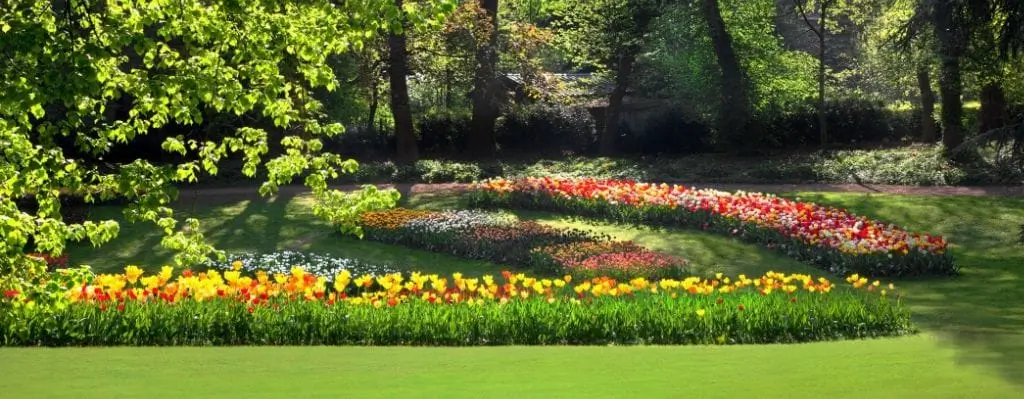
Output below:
[696,309,706,318]
[159,266,174,283]
[123,265,144,284]
[224,271,241,284]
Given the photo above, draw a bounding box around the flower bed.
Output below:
[359,209,687,279]
[469,177,955,277]
[203,251,397,281]
[530,241,687,280]
[0,267,913,346]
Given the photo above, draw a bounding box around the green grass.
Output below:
[66,192,505,276]
[0,335,1017,398]
[38,189,1024,395]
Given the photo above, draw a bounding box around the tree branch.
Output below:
[793,0,823,38]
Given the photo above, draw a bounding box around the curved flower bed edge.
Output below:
[467,178,956,277]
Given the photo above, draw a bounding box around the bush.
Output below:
[626,109,713,155]
[763,98,914,148]
[470,178,957,277]
[414,160,484,183]
[496,104,597,155]
[323,126,392,158]
[1,269,913,346]
[416,112,470,155]
[749,146,969,186]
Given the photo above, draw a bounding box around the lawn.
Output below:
[0,335,1015,398]
[17,188,1024,397]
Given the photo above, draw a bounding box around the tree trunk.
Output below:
[979,81,1008,134]
[933,0,964,154]
[701,0,751,151]
[817,3,827,148]
[468,0,500,158]
[368,75,379,136]
[388,0,418,163]
[601,53,636,156]
[916,65,937,142]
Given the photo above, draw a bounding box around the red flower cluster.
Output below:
[484,177,948,254]
[573,251,688,278]
[473,177,956,276]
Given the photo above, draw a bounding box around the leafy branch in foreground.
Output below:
[0,0,453,289]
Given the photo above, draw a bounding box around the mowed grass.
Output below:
[39,188,1024,396]
[65,190,505,276]
[0,335,1015,399]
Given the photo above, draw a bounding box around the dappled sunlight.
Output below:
[54,188,1024,387]
[305,234,508,276]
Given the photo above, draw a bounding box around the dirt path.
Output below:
[175,182,1024,203]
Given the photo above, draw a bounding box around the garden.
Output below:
[4,177,1024,397]
[5,0,1024,396]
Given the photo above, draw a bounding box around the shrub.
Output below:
[470,178,956,277]
[416,112,470,155]
[627,109,713,155]
[0,269,913,346]
[415,160,484,183]
[321,125,392,158]
[762,98,913,148]
[496,104,597,155]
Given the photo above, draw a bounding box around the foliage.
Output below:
[470,178,957,277]
[496,104,598,154]
[0,267,912,346]
[319,143,1024,186]
[639,1,817,118]
[416,111,471,154]
[554,0,661,72]
[621,108,713,155]
[762,97,916,147]
[0,0,455,293]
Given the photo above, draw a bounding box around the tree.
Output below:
[468,0,501,158]
[862,0,938,142]
[791,0,833,147]
[556,0,661,155]
[917,65,939,142]
[897,0,1024,154]
[389,0,420,163]
[0,0,451,290]
[700,0,753,151]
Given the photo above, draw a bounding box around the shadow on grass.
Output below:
[301,233,509,276]
[794,192,1024,388]
[420,189,1024,387]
